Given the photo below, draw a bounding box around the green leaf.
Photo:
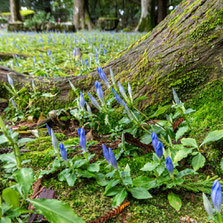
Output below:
[41,93,57,97]
[133,176,157,190]
[135,96,148,103]
[106,186,123,196]
[18,138,35,145]
[2,188,19,208]
[14,168,34,199]
[220,158,223,172]
[168,192,182,211]
[173,148,192,163]
[181,138,198,148]
[112,189,128,207]
[0,135,8,145]
[175,126,189,141]
[28,198,85,223]
[192,153,206,171]
[140,162,159,171]
[88,163,100,172]
[1,217,11,223]
[105,179,120,194]
[201,130,223,146]
[129,187,152,199]
[149,105,170,118]
[140,133,152,145]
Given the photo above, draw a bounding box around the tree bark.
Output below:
[136,0,154,32]
[73,0,94,30]
[157,0,168,23]
[10,0,22,22]
[1,0,223,110]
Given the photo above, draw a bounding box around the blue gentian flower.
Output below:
[11,99,17,109]
[7,74,14,89]
[151,132,159,149]
[102,144,110,164]
[97,67,110,88]
[95,81,104,104]
[47,49,52,56]
[87,92,101,110]
[104,48,107,54]
[80,92,85,109]
[95,51,97,62]
[46,124,51,136]
[51,129,59,153]
[108,148,118,169]
[128,83,133,101]
[33,56,36,64]
[118,81,128,100]
[77,128,86,152]
[155,141,163,159]
[211,180,222,213]
[166,156,174,175]
[85,59,89,67]
[59,143,67,161]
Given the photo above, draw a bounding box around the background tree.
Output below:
[10,0,22,22]
[136,0,155,32]
[73,0,94,30]
[157,0,167,23]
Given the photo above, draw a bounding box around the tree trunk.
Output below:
[73,0,94,30]
[1,0,223,110]
[10,0,22,22]
[136,0,154,32]
[157,0,168,23]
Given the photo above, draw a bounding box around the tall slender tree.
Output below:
[157,0,168,23]
[136,0,154,32]
[10,0,22,22]
[73,0,94,30]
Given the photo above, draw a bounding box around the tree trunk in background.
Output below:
[1,0,223,110]
[136,0,154,32]
[10,0,22,22]
[73,0,94,30]
[158,0,168,23]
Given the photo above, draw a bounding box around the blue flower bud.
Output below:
[155,141,163,159]
[47,49,52,56]
[95,81,104,104]
[85,59,89,67]
[7,74,14,89]
[166,156,174,175]
[102,144,110,164]
[33,56,36,64]
[87,92,101,110]
[11,99,17,109]
[46,124,51,136]
[77,128,86,152]
[151,132,159,150]
[97,67,110,88]
[104,48,107,54]
[108,148,118,169]
[128,83,133,101]
[118,81,128,101]
[211,179,222,213]
[51,129,59,153]
[80,92,85,109]
[59,143,67,161]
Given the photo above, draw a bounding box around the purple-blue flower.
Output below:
[211,179,222,213]
[97,67,110,88]
[108,148,118,169]
[151,132,159,149]
[87,92,101,110]
[80,92,85,109]
[102,144,110,164]
[155,141,163,159]
[59,143,67,161]
[85,59,89,67]
[118,81,127,100]
[46,124,51,136]
[95,81,104,104]
[166,156,174,175]
[77,128,86,152]
[7,74,14,88]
